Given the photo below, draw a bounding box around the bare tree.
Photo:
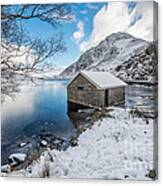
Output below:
[1,4,72,102]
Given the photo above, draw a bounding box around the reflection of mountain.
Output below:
[61,32,157,83]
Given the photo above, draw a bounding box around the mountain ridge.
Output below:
[61,32,157,83]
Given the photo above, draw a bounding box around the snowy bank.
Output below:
[9,153,27,166]
[3,108,156,180]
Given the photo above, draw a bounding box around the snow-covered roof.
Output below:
[68,71,127,89]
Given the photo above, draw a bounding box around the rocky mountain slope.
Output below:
[61,32,157,83]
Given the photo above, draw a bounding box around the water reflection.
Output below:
[125,84,157,110]
[1,80,76,164]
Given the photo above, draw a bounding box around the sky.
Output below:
[22,1,155,68]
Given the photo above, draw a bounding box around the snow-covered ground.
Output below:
[2,108,156,180]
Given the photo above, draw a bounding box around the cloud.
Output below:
[80,10,88,15]
[86,3,99,10]
[80,1,155,52]
[73,21,84,43]
[127,1,155,41]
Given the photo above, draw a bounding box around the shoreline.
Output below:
[1,107,157,180]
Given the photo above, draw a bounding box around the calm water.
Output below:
[125,84,157,112]
[1,80,76,164]
[1,80,157,165]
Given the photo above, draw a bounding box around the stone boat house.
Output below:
[67,71,127,110]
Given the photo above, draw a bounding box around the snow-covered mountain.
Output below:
[28,65,64,80]
[61,32,157,83]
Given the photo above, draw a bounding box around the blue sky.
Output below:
[21,1,153,68]
[22,2,107,68]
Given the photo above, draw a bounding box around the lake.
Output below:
[1,80,157,165]
[1,80,76,165]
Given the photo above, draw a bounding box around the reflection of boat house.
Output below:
[67,71,127,111]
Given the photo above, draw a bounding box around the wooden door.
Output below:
[105,89,108,107]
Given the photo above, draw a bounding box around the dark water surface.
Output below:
[125,84,157,114]
[1,80,157,165]
[1,80,76,165]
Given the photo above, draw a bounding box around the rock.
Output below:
[1,164,11,173]
[44,132,53,137]
[62,141,69,151]
[78,109,95,114]
[70,139,78,147]
[40,140,48,147]
[40,127,46,132]
[19,142,27,148]
[85,117,91,122]
[44,122,49,125]
[146,170,157,180]
[9,153,27,165]
[138,157,143,161]
[124,175,129,179]
[53,139,62,145]
[32,134,37,139]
